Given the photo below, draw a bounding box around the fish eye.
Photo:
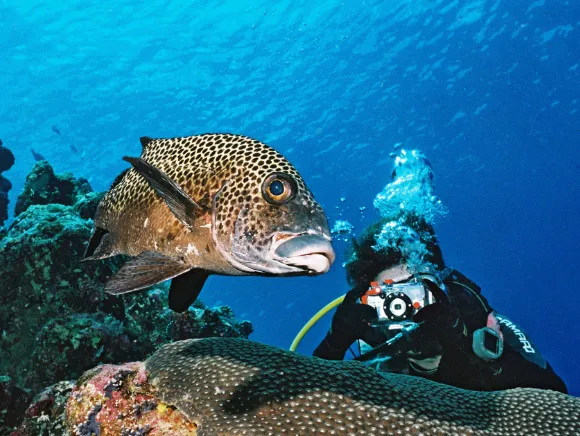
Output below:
[262,172,297,205]
[270,180,285,196]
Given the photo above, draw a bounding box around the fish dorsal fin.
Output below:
[105,251,191,295]
[168,269,210,312]
[139,136,155,149]
[123,156,209,229]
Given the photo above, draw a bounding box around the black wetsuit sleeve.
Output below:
[313,287,381,361]
[436,341,567,393]
[436,314,567,393]
[492,314,568,393]
[312,333,348,360]
[491,347,567,393]
[313,324,386,360]
[428,273,567,392]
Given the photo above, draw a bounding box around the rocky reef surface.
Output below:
[0,161,252,434]
[0,139,15,229]
[13,337,580,435]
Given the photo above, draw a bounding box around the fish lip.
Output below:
[272,232,335,274]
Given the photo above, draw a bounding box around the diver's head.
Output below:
[390,148,434,185]
[374,263,413,285]
[345,214,445,293]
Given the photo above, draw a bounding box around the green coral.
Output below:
[0,203,121,392]
[28,314,127,391]
[13,161,92,217]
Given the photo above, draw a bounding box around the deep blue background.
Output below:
[1,1,579,394]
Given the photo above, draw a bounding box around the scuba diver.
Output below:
[312,148,567,393]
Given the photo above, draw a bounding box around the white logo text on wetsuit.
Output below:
[496,316,536,354]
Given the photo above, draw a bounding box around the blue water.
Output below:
[1,0,579,395]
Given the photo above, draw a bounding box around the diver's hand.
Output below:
[332,302,378,337]
[416,281,468,347]
[415,302,469,352]
[327,293,378,350]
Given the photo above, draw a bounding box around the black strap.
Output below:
[356,323,423,362]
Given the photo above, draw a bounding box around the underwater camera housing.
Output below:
[362,278,435,330]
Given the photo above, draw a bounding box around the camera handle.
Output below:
[355,322,423,362]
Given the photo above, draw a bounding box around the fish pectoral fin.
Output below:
[84,229,116,260]
[168,269,210,313]
[123,156,207,229]
[105,251,191,295]
[84,227,108,259]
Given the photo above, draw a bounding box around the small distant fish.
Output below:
[85,134,335,312]
[31,148,46,161]
[70,144,78,153]
[51,125,61,135]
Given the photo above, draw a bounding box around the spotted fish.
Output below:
[85,134,335,311]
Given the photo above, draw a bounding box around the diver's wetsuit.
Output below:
[313,270,568,393]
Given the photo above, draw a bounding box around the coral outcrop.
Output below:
[18,365,195,435]
[0,139,15,228]
[13,160,93,217]
[0,376,31,432]
[16,337,580,435]
[12,381,73,435]
[0,161,252,434]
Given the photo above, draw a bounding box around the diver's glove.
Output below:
[325,288,378,352]
[414,281,470,352]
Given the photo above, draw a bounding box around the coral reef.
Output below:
[0,161,252,434]
[12,381,73,436]
[68,363,196,435]
[0,139,15,228]
[144,338,580,435]
[18,364,196,435]
[13,160,93,217]
[0,376,32,432]
[16,337,580,435]
[0,201,121,397]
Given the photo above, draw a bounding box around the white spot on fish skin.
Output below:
[200,223,211,229]
[143,218,149,228]
[186,243,199,256]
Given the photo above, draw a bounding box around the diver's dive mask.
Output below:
[362,274,442,330]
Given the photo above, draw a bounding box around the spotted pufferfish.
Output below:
[85,134,335,312]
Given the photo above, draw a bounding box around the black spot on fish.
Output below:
[70,144,78,153]
[51,125,61,135]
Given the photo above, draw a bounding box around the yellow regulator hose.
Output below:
[289,294,346,352]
